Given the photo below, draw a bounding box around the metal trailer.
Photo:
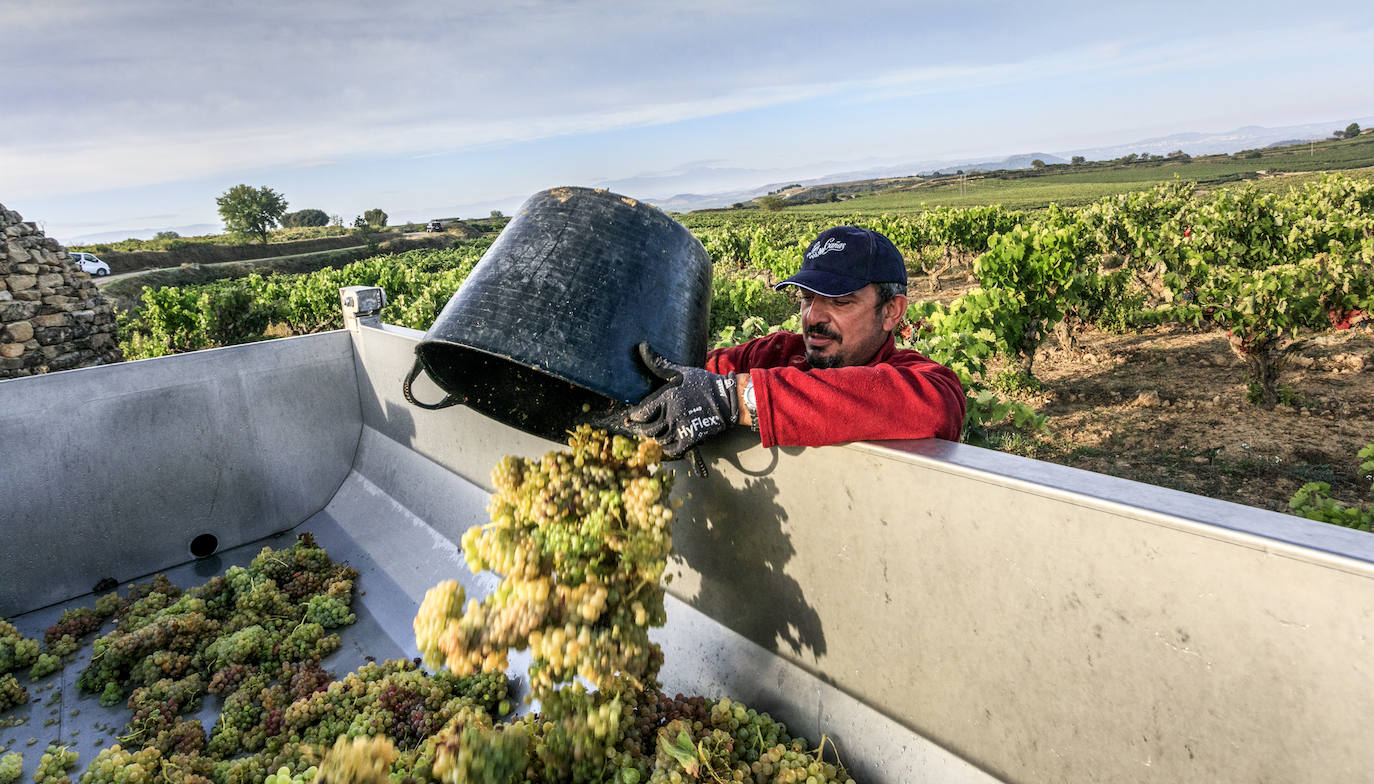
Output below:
[2,290,1372,783]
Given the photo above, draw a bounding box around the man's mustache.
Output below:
[806,324,839,341]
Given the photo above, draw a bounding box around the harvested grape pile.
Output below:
[409,426,854,784]
[0,429,854,783]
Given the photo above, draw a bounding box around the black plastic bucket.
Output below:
[404,186,712,441]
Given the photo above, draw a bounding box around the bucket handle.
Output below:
[403,358,465,410]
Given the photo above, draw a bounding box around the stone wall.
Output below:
[0,204,121,379]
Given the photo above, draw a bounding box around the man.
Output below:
[623,225,966,457]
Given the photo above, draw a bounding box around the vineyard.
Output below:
[114,175,1374,525]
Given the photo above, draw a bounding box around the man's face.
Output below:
[799,284,907,369]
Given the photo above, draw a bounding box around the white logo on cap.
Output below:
[806,238,846,260]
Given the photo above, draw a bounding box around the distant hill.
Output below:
[632,116,1374,213]
[66,223,220,245]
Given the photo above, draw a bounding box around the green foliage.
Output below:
[118,244,489,360]
[280,208,330,228]
[990,366,1044,395]
[709,266,796,338]
[965,205,1096,374]
[72,224,352,254]
[904,301,1047,441]
[362,208,388,228]
[1289,445,1374,531]
[216,184,288,245]
[153,230,181,240]
[1150,242,1374,405]
[756,195,787,212]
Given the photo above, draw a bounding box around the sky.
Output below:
[2,0,1372,243]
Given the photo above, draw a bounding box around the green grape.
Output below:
[416,427,675,696]
[32,744,78,783]
[0,674,28,712]
[28,653,61,681]
[0,752,20,784]
[303,595,355,629]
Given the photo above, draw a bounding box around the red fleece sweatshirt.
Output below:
[706,331,965,447]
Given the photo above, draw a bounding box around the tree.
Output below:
[215,185,287,245]
[490,210,504,219]
[1345,123,1361,139]
[352,217,381,253]
[756,195,787,212]
[154,231,181,240]
[362,208,388,228]
[1071,156,1086,166]
[281,208,329,228]
[1030,159,1046,169]
[1166,150,1191,161]
[825,191,840,202]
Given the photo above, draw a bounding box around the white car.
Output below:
[69,251,110,277]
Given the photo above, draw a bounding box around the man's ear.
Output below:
[883,294,908,332]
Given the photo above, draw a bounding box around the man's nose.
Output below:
[804,298,833,322]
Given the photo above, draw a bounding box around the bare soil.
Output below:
[988,325,1373,513]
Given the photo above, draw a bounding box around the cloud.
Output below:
[4,1,1371,202]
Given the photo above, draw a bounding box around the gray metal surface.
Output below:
[0,333,361,617]
[665,431,1374,784]
[348,323,556,490]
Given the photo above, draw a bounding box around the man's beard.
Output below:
[805,324,843,368]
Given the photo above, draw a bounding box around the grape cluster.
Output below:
[262,764,318,784]
[430,706,530,784]
[33,744,78,784]
[409,429,858,784]
[120,674,204,745]
[312,735,397,783]
[76,533,357,708]
[29,653,62,680]
[416,426,675,696]
[0,674,27,712]
[44,608,104,646]
[0,752,20,784]
[75,744,165,784]
[0,621,40,676]
[303,595,355,629]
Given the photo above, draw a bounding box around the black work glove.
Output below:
[622,342,739,458]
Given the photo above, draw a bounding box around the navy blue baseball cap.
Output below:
[775,226,907,296]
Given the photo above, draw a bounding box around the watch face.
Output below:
[745,380,757,408]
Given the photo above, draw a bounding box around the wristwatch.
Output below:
[743,376,759,432]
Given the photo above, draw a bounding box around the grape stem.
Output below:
[813,733,844,770]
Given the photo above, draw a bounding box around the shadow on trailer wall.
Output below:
[2,311,1373,783]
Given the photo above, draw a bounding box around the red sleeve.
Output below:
[751,354,965,447]
[705,343,747,375]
